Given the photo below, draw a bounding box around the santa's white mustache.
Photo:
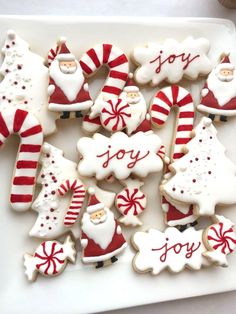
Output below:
[60,65,77,74]
[90,214,107,225]
[217,74,234,82]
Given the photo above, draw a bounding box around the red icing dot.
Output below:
[12,41,15,45]
[8,100,11,103]
[53,217,57,220]
[49,172,53,175]
[207,157,210,160]
[210,136,212,139]
[17,65,22,70]
[44,194,48,197]
[54,180,57,183]
[208,171,212,174]
[2,96,6,99]
[46,216,49,220]
[52,161,55,164]
[40,224,44,227]
[14,81,18,85]
[45,183,48,187]
[41,174,45,178]
[52,176,56,180]
[172,187,176,191]
[51,191,56,195]
[193,179,196,183]
[24,101,28,104]
[6,45,10,49]
[50,208,54,212]
[203,127,206,130]
[5,69,9,73]
[195,158,199,161]
[181,190,184,194]
[22,86,26,89]
[199,139,202,143]
[190,160,193,163]
[49,227,52,230]
[46,154,50,158]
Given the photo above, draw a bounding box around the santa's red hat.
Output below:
[56,37,75,61]
[86,188,104,214]
[132,113,153,134]
[124,73,139,93]
[218,54,234,70]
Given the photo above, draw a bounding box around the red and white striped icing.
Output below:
[0,108,43,211]
[58,179,86,226]
[150,85,194,160]
[207,222,236,255]
[80,43,129,133]
[150,85,196,226]
[100,98,131,132]
[47,42,60,66]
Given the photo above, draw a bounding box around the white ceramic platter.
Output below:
[0,16,236,314]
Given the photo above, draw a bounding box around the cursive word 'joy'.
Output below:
[96,145,150,169]
[152,237,201,262]
[150,50,200,74]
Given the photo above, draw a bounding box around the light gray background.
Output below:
[0,0,236,313]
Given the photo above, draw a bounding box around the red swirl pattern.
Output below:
[117,187,146,216]
[35,241,65,275]
[101,98,131,132]
[207,222,236,255]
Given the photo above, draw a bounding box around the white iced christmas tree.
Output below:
[0,30,57,135]
[30,142,116,240]
[161,117,236,216]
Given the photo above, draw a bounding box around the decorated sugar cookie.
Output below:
[80,188,127,268]
[132,227,208,275]
[161,117,236,216]
[0,108,43,211]
[132,215,236,275]
[29,143,86,239]
[203,215,236,267]
[88,74,147,134]
[24,235,76,282]
[133,37,212,86]
[115,178,147,226]
[80,43,129,133]
[48,37,93,119]
[77,128,165,181]
[198,54,236,122]
[150,85,197,227]
[0,30,57,135]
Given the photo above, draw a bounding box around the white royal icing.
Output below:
[133,227,208,275]
[133,37,212,86]
[0,30,57,136]
[77,131,164,180]
[161,117,236,216]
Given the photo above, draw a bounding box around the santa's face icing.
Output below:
[126,91,141,104]
[90,209,107,225]
[82,208,116,249]
[59,60,77,74]
[207,65,236,107]
[218,68,234,82]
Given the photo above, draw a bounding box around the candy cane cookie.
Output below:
[150,85,197,227]
[58,179,86,226]
[80,44,129,133]
[0,108,43,211]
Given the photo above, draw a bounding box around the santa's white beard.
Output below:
[207,68,236,107]
[120,91,147,134]
[90,214,107,225]
[82,209,116,250]
[50,59,84,101]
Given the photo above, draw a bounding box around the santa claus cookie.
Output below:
[88,73,147,134]
[160,117,236,216]
[48,37,93,119]
[198,54,236,122]
[80,188,127,268]
[77,126,165,180]
[115,178,147,226]
[133,37,212,86]
[0,30,57,135]
[24,235,76,282]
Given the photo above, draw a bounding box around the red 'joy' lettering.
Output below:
[151,237,201,262]
[149,50,200,74]
[96,145,150,168]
